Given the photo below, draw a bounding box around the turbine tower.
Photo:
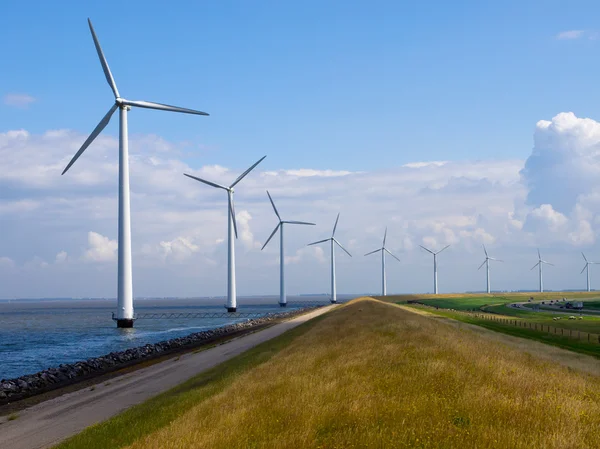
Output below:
[364,227,400,296]
[261,191,315,307]
[478,245,503,294]
[62,19,209,328]
[184,156,266,312]
[307,214,352,303]
[581,253,597,292]
[530,249,553,293]
[420,244,450,294]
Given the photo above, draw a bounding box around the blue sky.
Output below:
[3,1,600,298]
[3,0,600,171]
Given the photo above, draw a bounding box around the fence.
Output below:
[414,304,600,345]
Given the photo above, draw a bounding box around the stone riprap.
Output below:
[0,306,321,403]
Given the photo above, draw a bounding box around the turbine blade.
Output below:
[545,262,554,266]
[582,252,588,263]
[124,99,209,116]
[261,223,281,251]
[530,262,540,270]
[183,173,228,190]
[419,245,434,254]
[478,260,486,270]
[87,19,120,99]
[62,104,118,175]
[384,248,400,262]
[483,244,488,257]
[537,248,541,260]
[230,156,267,188]
[436,245,450,255]
[332,213,340,237]
[229,197,238,239]
[383,227,387,247]
[284,221,316,226]
[333,238,352,257]
[493,259,504,263]
[307,239,330,246]
[581,264,588,274]
[364,248,382,257]
[266,190,281,220]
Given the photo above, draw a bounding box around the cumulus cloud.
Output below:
[3,113,600,297]
[3,93,36,109]
[83,232,117,263]
[55,251,68,264]
[0,257,15,269]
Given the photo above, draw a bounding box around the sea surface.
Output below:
[0,295,349,380]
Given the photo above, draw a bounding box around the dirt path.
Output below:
[0,305,337,449]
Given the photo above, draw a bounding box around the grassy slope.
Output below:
[58,298,600,449]
[409,305,600,358]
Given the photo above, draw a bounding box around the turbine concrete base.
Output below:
[279,303,287,307]
[226,307,237,313]
[116,319,134,328]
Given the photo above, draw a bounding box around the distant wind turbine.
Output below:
[308,214,352,303]
[420,244,450,294]
[531,249,553,293]
[184,156,266,312]
[581,252,597,292]
[62,19,209,328]
[478,245,503,294]
[261,191,315,307]
[364,227,400,296]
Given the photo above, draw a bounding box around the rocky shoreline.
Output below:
[0,306,321,404]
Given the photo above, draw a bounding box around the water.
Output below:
[0,296,340,380]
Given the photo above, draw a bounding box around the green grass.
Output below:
[54,312,330,449]
[7,413,19,421]
[56,298,600,448]
[417,296,516,311]
[409,304,600,358]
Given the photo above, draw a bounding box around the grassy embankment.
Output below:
[57,298,600,449]
[394,293,600,357]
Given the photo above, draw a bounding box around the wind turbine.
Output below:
[364,227,400,296]
[420,244,450,294]
[184,156,266,312]
[581,253,597,292]
[307,214,352,303]
[62,19,209,328]
[478,245,503,294]
[261,191,315,307]
[531,249,553,293]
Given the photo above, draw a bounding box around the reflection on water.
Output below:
[0,296,344,380]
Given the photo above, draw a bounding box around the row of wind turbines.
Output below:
[58,19,597,328]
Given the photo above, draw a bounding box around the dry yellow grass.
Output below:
[104,298,600,449]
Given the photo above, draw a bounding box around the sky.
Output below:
[3,0,600,299]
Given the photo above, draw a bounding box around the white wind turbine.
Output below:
[261,191,315,307]
[307,214,352,303]
[184,156,266,312]
[478,245,503,294]
[531,249,553,293]
[364,227,400,296]
[62,19,209,328]
[581,253,597,292]
[420,244,450,295]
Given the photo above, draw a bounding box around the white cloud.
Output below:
[83,232,117,263]
[0,257,15,269]
[3,113,600,297]
[3,93,36,109]
[55,251,68,264]
[556,30,599,41]
[556,30,585,40]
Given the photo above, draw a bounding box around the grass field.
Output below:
[378,291,600,305]
[57,298,600,449]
